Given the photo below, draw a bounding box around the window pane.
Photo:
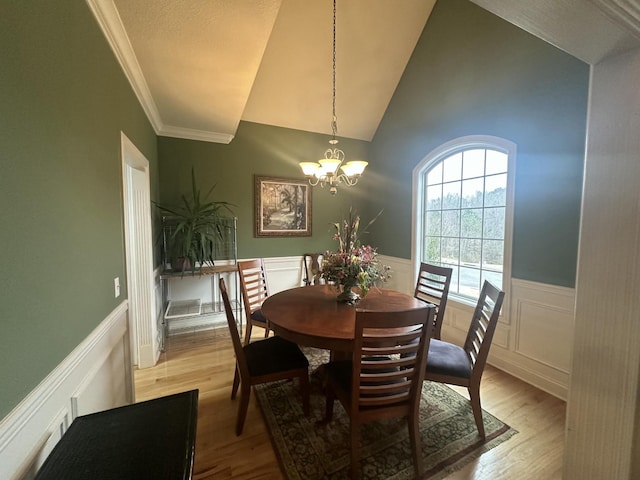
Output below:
[461,238,481,265]
[459,266,481,298]
[462,149,485,179]
[443,153,462,182]
[426,184,442,210]
[486,150,507,175]
[441,237,460,265]
[427,163,443,185]
[447,264,460,293]
[482,270,503,291]
[485,173,507,207]
[442,181,461,209]
[483,207,505,239]
[460,208,482,238]
[419,142,511,304]
[441,210,460,237]
[461,178,484,208]
[483,239,503,269]
[426,211,441,236]
[425,236,441,262]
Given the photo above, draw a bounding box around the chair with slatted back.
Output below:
[220,278,310,435]
[414,262,453,339]
[323,304,436,479]
[424,280,505,437]
[237,259,271,344]
[302,253,323,286]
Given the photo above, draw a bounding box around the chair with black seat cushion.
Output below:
[237,258,271,344]
[323,304,436,479]
[302,252,323,286]
[424,280,505,438]
[220,278,310,435]
[414,262,453,339]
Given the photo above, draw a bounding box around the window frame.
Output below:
[412,135,516,309]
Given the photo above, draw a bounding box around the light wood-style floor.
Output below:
[135,327,566,479]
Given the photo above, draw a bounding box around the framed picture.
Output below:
[254,175,312,237]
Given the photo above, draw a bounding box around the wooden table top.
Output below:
[261,284,427,352]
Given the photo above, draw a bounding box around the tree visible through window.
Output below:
[416,138,514,302]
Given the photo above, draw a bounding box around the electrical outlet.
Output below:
[114,277,120,298]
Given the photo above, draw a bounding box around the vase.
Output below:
[336,280,360,304]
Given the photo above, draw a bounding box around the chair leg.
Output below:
[236,385,251,436]
[408,413,423,477]
[299,371,310,416]
[350,421,361,480]
[323,385,335,422]
[263,324,270,338]
[231,365,240,400]
[243,321,253,345]
[468,384,485,438]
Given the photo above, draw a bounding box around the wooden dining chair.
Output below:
[302,252,323,286]
[424,280,505,437]
[414,262,453,339]
[237,258,271,344]
[220,278,310,435]
[323,304,436,479]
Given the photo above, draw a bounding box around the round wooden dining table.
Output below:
[261,284,428,353]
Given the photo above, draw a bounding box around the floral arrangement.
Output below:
[321,208,390,299]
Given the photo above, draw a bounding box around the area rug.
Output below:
[255,348,517,480]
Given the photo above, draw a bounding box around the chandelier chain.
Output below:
[298,0,367,195]
[331,0,337,140]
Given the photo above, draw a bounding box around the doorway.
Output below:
[121,132,158,369]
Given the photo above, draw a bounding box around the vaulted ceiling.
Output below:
[87,0,640,144]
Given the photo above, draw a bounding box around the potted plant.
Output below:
[155,168,234,273]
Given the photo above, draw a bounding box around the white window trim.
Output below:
[411,135,516,311]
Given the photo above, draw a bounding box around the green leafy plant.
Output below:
[155,168,234,273]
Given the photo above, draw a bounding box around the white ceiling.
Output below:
[87,0,640,145]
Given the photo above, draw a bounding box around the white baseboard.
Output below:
[440,277,575,400]
[158,254,575,401]
[0,301,133,479]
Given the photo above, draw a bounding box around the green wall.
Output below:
[158,0,589,288]
[367,0,589,287]
[158,122,372,259]
[0,1,158,418]
[0,0,589,421]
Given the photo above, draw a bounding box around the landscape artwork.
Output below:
[254,176,312,237]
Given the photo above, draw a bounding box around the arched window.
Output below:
[412,136,515,304]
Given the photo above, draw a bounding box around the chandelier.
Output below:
[299,0,367,196]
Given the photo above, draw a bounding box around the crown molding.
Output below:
[86,0,162,134]
[158,125,234,144]
[86,0,234,144]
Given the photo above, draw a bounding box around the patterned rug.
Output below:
[255,348,517,480]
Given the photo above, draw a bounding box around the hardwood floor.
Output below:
[135,327,566,479]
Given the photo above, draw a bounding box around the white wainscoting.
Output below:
[158,257,307,337]
[158,254,576,400]
[0,301,133,480]
[380,256,575,400]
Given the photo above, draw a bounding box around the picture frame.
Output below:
[254,175,312,237]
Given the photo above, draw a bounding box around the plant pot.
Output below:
[337,282,360,304]
[173,257,192,272]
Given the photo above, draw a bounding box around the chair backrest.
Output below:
[414,262,453,339]
[237,259,270,317]
[350,305,436,415]
[464,280,505,380]
[302,253,323,286]
[220,277,249,379]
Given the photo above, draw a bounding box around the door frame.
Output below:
[121,132,158,369]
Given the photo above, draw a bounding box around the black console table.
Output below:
[35,390,199,480]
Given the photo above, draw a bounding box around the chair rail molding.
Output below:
[158,254,576,399]
[378,256,575,400]
[0,301,133,479]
